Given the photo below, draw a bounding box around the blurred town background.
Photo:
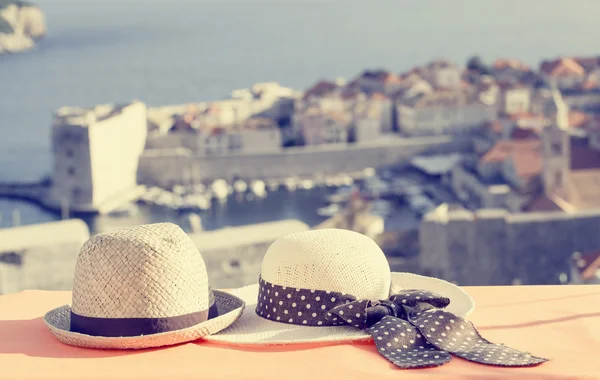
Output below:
[2,0,600,294]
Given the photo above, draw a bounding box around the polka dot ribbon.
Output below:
[328,290,548,368]
[255,277,548,369]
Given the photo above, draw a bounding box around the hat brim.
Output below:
[43,290,245,350]
[205,272,475,346]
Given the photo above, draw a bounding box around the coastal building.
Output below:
[396,89,497,136]
[491,59,532,83]
[393,72,434,102]
[298,81,368,113]
[46,101,148,214]
[302,81,341,103]
[201,117,282,155]
[560,80,600,112]
[352,102,382,143]
[231,82,300,122]
[293,107,352,145]
[450,139,542,211]
[162,117,283,157]
[497,82,531,115]
[351,70,403,96]
[368,92,394,133]
[423,59,462,89]
[473,114,545,155]
[534,89,600,212]
[539,57,587,90]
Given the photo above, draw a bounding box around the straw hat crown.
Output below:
[71,223,211,319]
[260,228,391,300]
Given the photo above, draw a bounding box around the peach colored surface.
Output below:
[1,285,599,380]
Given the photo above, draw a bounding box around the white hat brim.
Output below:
[206,272,475,345]
[43,290,245,349]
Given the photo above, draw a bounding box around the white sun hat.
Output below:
[44,222,245,350]
[206,228,475,346]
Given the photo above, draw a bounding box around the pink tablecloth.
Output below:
[1,285,599,380]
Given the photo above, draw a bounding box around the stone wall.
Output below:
[419,206,600,286]
[188,219,310,289]
[138,135,470,187]
[0,219,90,295]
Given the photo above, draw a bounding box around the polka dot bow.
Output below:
[327,290,548,369]
[255,278,548,369]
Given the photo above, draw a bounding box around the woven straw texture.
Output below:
[261,229,391,300]
[206,229,474,345]
[71,223,209,318]
[44,222,246,349]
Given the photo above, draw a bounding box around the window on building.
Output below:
[72,187,81,198]
[66,149,74,158]
[67,167,76,176]
[0,251,23,266]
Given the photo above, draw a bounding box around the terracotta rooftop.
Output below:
[573,56,600,72]
[481,140,542,180]
[510,141,543,179]
[304,81,338,99]
[569,111,590,128]
[492,59,530,72]
[370,92,390,101]
[540,58,586,77]
[579,79,600,90]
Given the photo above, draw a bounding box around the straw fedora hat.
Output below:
[206,228,475,346]
[44,222,245,349]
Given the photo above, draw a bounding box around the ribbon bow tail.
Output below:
[366,316,453,368]
[328,298,452,369]
[408,309,548,367]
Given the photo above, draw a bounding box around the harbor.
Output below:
[0,154,459,237]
